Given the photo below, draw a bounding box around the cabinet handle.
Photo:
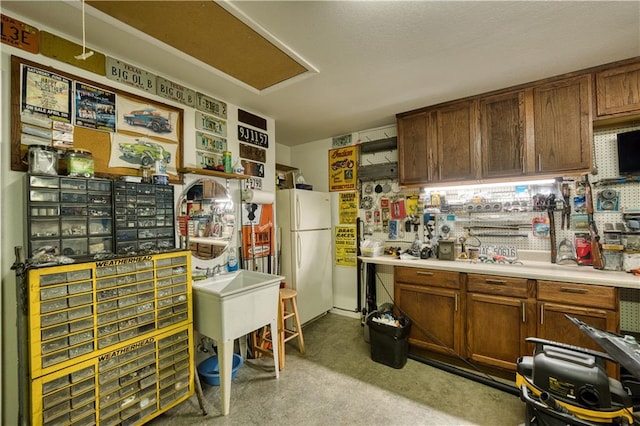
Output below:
[485,279,506,285]
[416,271,434,276]
[454,293,458,312]
[522,155,525,174]
[538,154,542,172]
[540,304,544,325]
[560,287,588,294]
[521,302,526,323]
[439,164,442,180]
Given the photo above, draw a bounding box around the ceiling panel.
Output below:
[87,0,309,90]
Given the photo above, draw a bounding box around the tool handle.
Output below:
[584,175,604,269]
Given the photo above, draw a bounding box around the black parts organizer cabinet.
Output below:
[27,251,193,425]
[26,174,176,259]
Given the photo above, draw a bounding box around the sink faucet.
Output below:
[211,264,223,276]
[196,264,224,277]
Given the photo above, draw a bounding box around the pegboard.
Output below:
[620,288,640,333]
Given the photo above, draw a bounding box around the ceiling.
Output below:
[2,1,640,147]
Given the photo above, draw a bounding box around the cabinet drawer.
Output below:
[537,280,617,310]
[395,267,459,289]
[467,274,528,298]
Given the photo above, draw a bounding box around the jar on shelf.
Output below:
[65,149,94,177]
[28,145,58,176]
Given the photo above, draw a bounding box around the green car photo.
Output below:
[119,139,171,166]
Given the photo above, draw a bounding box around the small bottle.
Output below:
[227,248,238,272]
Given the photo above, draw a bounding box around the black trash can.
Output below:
[367,312,411,369]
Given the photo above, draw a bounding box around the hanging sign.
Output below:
[106,57,156,93]
[196,92,227,119]
[339,192,358,224]
[156,77,195,107]
[328,146,357,192]
[335,226,357,267]
[195,111,226,136]
[238,125,268,148]
[1,14,39,53]
[196,131,226,153]
[240,143,266,163]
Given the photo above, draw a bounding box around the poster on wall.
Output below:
[117,95,179,142]
[74,82,116,132]
[335,226,356,266]
[328,146,357,192]
[241,203,275,270]
[21,64,72,122]
[339,192,358,224]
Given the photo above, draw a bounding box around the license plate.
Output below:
[2,15,39,53]
[195,111,226,136]
[196,131,227,153]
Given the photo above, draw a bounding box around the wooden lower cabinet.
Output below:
[394,267,621,376]
[466,293,536,371]
[394,267,462,356]
[465,274,536,371]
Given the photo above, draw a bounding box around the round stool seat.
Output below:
[279,288,297,300]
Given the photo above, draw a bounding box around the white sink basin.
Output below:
[193,269,284,298]
[191,269,284,415]
[192,269,284,341]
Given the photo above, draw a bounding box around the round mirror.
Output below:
[177,178,235,260]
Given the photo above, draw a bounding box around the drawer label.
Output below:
[98,336,155,361]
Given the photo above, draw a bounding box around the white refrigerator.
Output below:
[276,189,333,325]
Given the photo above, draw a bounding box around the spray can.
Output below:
[223,151,232,173]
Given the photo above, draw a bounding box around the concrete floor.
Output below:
[150,313,526,425]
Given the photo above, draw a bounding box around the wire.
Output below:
[373,271,503,385]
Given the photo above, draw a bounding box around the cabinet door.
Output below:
[466,293,535,371]
[479,91,525,178]
[596,61,640,116]
[435,100,479,182]
[395,283,462,356]
[397,112,433,185]
[532,75,592,173]
[538,302,619,378]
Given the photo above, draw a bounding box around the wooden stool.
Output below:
[251,288,305,370]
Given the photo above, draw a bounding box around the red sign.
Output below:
[1,14,39,54]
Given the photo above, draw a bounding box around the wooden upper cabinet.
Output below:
[596,61,640,117]
[531,75,592,174]
[479,91,526,178]
[436,100,479,182]
[397,111,433,185]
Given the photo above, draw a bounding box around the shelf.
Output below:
[178,167,248,180]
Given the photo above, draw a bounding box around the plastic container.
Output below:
[197,353,243,386]
[66,149,94,177]
[367,312,411,369]
[227,248,238,272]
[152,174,169,185]
[28,145,59,175]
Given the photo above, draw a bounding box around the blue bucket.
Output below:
[197,354,244,386]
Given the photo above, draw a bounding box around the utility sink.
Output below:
[191,269,284,415]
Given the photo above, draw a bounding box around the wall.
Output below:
[1,15,276,425]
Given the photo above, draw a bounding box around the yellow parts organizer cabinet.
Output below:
[27,251,194,426]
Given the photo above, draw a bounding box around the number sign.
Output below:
[238,125,268,148]
[2,14,39,53]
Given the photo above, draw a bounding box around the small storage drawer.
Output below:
[467,274,529,298]
[537,280,617,310]
[395,266,460,289]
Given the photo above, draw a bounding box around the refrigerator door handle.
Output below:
[297,233,302,269]
[295,195,301,230]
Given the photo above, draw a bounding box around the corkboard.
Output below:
[10,56,183,182]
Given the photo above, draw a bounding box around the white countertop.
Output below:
[359,255,640,289]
